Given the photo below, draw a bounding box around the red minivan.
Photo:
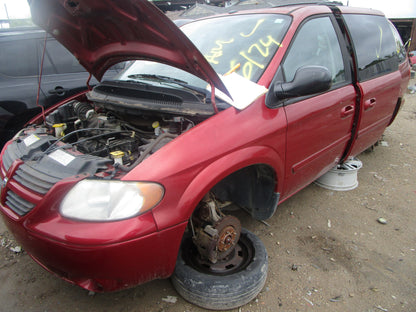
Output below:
[409,50,416,65]
[0,0,410,310]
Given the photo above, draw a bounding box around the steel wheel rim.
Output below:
[183,233,254,276]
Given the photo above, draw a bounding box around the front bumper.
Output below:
[0,139,189,292]
[1,207,187,292]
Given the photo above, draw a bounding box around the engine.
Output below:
[14,100,195,175]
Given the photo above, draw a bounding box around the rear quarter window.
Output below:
[343,14,399,81]
[40,39,85,74]
[0,40,38,77]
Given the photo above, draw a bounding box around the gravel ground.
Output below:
[0,79,415,312]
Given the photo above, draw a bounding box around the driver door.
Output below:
[277,16,356,197]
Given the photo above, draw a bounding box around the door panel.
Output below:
[283,86,355,196]
[342,14,403,156]
[275,16,356,197]
[349,71,401,155]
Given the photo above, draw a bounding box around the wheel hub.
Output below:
[191,194,242,264]
[217,225,238,252]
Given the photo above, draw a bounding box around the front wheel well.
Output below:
[210,164,279,220]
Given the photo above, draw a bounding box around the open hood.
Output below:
[29,0,230,96]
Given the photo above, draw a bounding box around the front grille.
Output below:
[1,137,59,216]
[13,164,60,195]
[2,163,60,216]
[1,133,108,218]
[2,144,19,171]
[5,190,35,216]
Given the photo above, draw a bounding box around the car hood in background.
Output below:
[29,0,229,96]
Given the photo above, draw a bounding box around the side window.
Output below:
[282,16,346,85]
[343,14,399,81]
[40,39,85,75]
[0,40,38,77]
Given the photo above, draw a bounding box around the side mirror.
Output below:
[273,66,332,101]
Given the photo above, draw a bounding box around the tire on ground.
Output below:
[171,228,268,310]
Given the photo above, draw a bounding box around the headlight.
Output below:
[60,180,164,221]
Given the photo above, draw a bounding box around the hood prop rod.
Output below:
[210,83,219,114]
[36,31,48,124]
[86,73,93,91]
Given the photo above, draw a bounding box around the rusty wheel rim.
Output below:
[183,232,254,276]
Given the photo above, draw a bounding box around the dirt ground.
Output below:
[1,78,415,312]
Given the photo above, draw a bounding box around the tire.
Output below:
[171,228,268,310]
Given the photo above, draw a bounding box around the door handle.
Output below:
[340,105,354,118]
[364,98,376,110]
[48,86,70,96]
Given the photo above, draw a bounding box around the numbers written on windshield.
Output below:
[204,18,283,80]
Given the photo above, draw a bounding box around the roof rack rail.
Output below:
[270,0,343,8]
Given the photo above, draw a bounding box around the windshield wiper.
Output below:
[117,79,152,86]
[128,74,188,84]
[127,74,209,99]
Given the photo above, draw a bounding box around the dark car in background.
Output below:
[0,27,123,145]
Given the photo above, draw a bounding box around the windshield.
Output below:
[115,14,291,89]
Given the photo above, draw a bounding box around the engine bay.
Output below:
[8,99,200,180]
